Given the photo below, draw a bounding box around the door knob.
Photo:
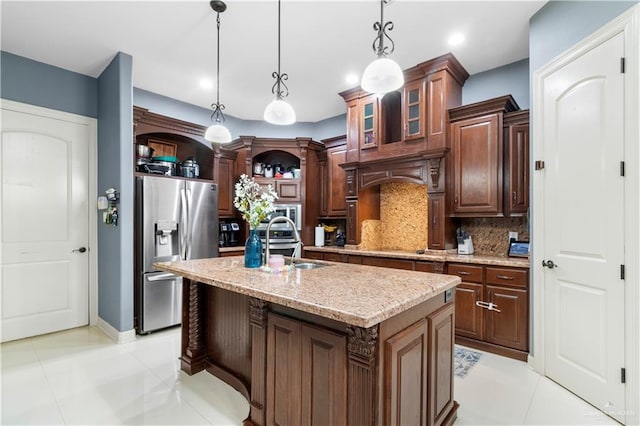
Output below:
[72,247,87,253]
[542,259,557,269]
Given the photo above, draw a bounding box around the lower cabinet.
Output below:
[448,263,529,360]
[266,313,347,426]
[383,303,455,426]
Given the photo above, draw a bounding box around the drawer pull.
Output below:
[496,275,514,280]
[457,271,471,276]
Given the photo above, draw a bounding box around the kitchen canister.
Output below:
[314,225,325,247]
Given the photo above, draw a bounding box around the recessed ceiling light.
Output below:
[448,33,465,46]
[199,78,214,90]
[346,73,359,85]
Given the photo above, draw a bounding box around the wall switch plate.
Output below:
[509,231,518,241]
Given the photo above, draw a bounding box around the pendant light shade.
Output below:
[205,0,232,144]
[361,57,404,95]
[264,99,296,125]
[205,123,232,143]
[264,0,296,125]
[361,0,404,95]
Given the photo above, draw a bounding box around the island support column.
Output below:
[347,324,379,425]
[180,279,207,374]
[247,298,269,426]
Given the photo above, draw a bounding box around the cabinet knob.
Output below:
[454,196,458,205]
[512,191,517,202]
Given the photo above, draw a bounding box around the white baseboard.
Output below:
[96,317,136,344]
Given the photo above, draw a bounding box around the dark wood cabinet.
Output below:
[450,113,503,215]
[320,137,347,218]
[504,110,530,217]
[339,53,468,165]
[428,303,456,426]
[448,263,529,360]
[428,192,453,250]
[266,313,348,426]
[384,318,430,426]
[403,79,425,141]
[448,264,484,340]
[448,95,520,217]
[301,323,347,425]
[213,147,237,218]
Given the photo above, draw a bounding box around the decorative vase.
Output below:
[244,229,263,268]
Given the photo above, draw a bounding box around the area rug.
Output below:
[454,345,483,378]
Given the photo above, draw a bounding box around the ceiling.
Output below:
[1,1,546,123]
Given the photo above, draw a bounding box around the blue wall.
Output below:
[530,1,637,73]
[463,59,529,109]
[0,51,98,117]
[133,88,344,141]
[97,52,134,332]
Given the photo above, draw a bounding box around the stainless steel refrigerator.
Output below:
[135,175,218,334]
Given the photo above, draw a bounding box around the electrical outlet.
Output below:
[509,231,518,241]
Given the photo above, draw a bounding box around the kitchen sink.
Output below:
[291,261,330,270]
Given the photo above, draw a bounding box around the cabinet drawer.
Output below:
[362,257,414,271]
[304,251,324,260]
[415,261,434,273]
[324,252,346,263]
[446,264,483,283]
[486,267,528,288]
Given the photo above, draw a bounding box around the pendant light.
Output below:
[361,0,404,95]
[264,0,296,125]
[205,0,232,144]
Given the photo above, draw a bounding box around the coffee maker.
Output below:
[229,222,240,245]
[219,222,230,247]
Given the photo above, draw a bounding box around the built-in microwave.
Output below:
[258,203,302,232]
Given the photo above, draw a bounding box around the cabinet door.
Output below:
[384,318,429,426]
[216,157,234,217]
[276,180,301,202]
[267,313,302,426]
[485,285,528,351]
[327,146,347,217]
[301,324,347,426]
[451,113,503,215]
[428,303,455,426]
[453,283,484,340]
[403,80,425,141]
[346,200,358,245]
[428,192,445,250]
[505,122,529,216]
[360,95,379,149]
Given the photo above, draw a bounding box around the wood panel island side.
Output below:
[156,256,461,426]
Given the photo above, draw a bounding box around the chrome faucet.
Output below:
[264,216,303,264]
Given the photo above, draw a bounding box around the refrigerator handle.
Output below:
[180,188,188,260]
[185,188,193,260]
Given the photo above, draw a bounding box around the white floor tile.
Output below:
[523,377,619,425]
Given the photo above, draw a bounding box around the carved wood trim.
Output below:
[249,297,269,426]
[448,95,520,122]
[347,325,379,425]
[427,157,442,190]
[133,106,208,143]
[180,279,207,375]
[433,261,446,274]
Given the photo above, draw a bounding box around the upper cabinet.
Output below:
[448,95,520,217]
[319,136,348,218]
[503,110,530,217]
[339,53,469,164]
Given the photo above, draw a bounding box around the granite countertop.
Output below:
[155,256,460,328]
[304,246,530,268]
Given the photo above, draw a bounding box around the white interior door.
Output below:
[1,105,90,342]
[540,33,625,421]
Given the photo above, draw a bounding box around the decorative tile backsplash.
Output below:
[358,181,529,257]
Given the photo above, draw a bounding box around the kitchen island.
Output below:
[156,256,461,426]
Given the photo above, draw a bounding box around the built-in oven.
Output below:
[257,203,302,257]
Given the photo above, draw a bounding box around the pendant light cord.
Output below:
[277,0,281,79]
[216,12,221,106]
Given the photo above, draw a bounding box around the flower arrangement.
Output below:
[234,174,278,229]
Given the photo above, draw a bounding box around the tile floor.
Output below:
[1,326,619,425]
